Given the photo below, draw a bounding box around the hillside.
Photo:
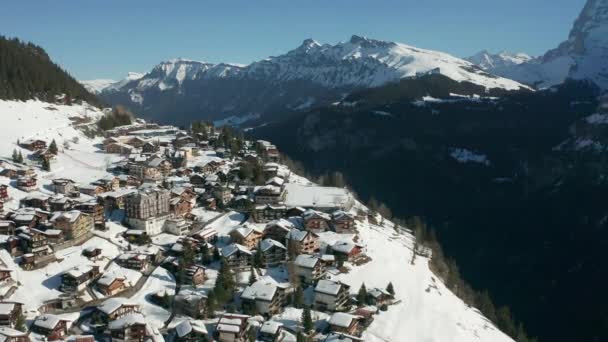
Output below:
[0,36,101,106]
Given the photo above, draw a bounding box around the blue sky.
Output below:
[0,0,586,80]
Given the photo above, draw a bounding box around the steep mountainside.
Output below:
[465,51,533,74]
[252,77,608,342]
[468,0,608,89]
[93,36,529,125]
[0,36,100,106]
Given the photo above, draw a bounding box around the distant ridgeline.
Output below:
[0,36,100,106]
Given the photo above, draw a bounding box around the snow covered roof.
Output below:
[174,319,208,337]
[286,229,312,242]
[98,297,137,315]
[284,183,352,209]
[64,265,96,279]
[294,254,320,269]
[260,238,286,252]
[221,243,252,257]
[0,327,26,338]
[0,303,18,315]
[108,312,145,330]
[241,279,279,301]
[368,287,393,299]
[328,312,357,328]
[33,314,64,330]
[315,279,346,296]
[50,210,82,223]
[303,209,331,221]
[97,272,126,286]
[260,321,282,335]
[331,240,358,254]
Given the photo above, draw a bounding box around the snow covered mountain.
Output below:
[465,50,533,74]
[81,72,144,94]
[97,35,530,125]
[468,0,608,89]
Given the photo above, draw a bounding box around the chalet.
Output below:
[141,141,159,153]
[98,189,137,211]
[254,185,285,205]
[0,185,8,201]
[329,240,363,262]
[367,288,395,307]
[215,314,250,342]
[263,219,294,242]
[286,229,320,255]
[220,243,253,271]
[294,255,326,284]
[16,168,35,178]
[20,139,46,151]
[259,238,287,268]
[192,227,218,244]
[328,312,360,336]
[16,176,36,192]
[97,297,140,321]
[60,265,100,292]
[285,206,306,218]
[128,163,162,181]
[0,301,23,328]
[174,289,207,319]
[258,321,283,342]
[174,135,196,148]
[31,149,56,164]
[91,176,120,192]
[314,279,351,312]
[265,176,284,188]
[0,327,29,342]
[105,142,135,155]
[252,204,287,223]
[18,228,52,257]
[229,195,254,212]
[82,247,102,259]
[72,201,105,228]
[0,221,15,236]
[50,210,93,240]
[31,314,69,341]
[41,229,64,245]
[241,279,288,316]
[78,184,104,197]
[188,174,206,187]
[170,197,192,217]
[302,209,331,233]
[124,136,147,148]
[96,273,128,296]
[20,193,50,211]
[107,312,147,342]
[172,319,208,342]
[115,253,150,271]
[332,211,356,233]
[229,225,264,250]
[213,186,232,204]
[147,157,173,176]
[165,218,191,236]
[0,237,19,257]
[10,207,45,228]
[48,196,73,212]
[0,168,18,180]
[117,174,140,188]
[184,265,206,286]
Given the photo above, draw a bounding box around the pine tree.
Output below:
[41,157,51,171]
[302,306,314,332]
[248,327,257,342]
[248,267,257,285]
[206,290,217,318]
[253,241,264,268]
[11,149,19,163]
[386,282,395,296]
[48,139,58,154]
[14,311,26,332]
[293,286,304,309]
[296,332,307,342]
[212,247,221,261]
[17,150,24,163]
[357,283,368,307]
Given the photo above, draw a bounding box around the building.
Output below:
[164,218,191,236]
[0,302,23,328]
[241,279,288,316]
[31,314,69,341]
[20,139,46,151]
[220,244,253,271]
[125,188,171,235]
[72,201,105,229]
[229,225,263,250]
[97,298,139,321]
[367,288,395,307]
[314,279,351,312]
[328,312,360,336]
[302,210,331,233]
[252,205,287,223]
[259,239,287,268]
[215,314,250,342]
[115,253,150,271]
[0,185,8,201]
[0,326,29,342]
[60,265,100,292]
[286,230,319,255]
[50,210,93,240]
[174,289,207,319]
[170,197,192,217]
[16,176,36,192]
[329,241,363,262]
[293,255,326,284]
[254,186,286,205]
[263,219,294,242]
[331,211,356,233]
[0,221,15,235]
[171,320,208,342]
[258,321,283,342]
[183,265,206,286]
[97,274,128,296]
[107,312,147,342]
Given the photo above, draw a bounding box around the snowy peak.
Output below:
[80,79,117,94]
[466,50,533,71]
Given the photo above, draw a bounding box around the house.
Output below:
[128,163,162,181]
[174,289,207,319]
[0,221,15,236]
[252,204,287,223]
[230,195,253,212]
[20,192,50,211]
[48,196,73,212]
[0,302,23,328]
[328,313,360,336]
[302,210,331,233]
[91,176,120,192]
[367,288,395,307]
[258,321,283,342]
[115,253,150,271]
[329,241,363,262]
[82,247,102,259]
[314,279,351,312]
[331,211,356,233]
[220,244,253,271]
[16,176,36,192]
[51,179,77,195]
[31,314,69,341]
[105,142,135,155]
[107,312,147,342]
[78,184,104,197]
[184,265,206,286]
[229,225,263,250]
[254,185,285,205]
[20,139,46,151]
[41,229,64,245]
[96,274,127,296]
[141,141,159,154]
[171,319,208,342]
[125,188,171,236]
[0,326,29,342]
[213,186,232,205]
[60,265,100,292]
[50,210,93,240]
[97,297,139,321]
[170,197,192,217]
[192,227,218,244]
[241,279,288,316]
[215,314,250,342]
[263,219,294,242]
[286,230,319,255]
[10,208,43,228]
[259,239,287,268]
[0,185,8,201]
[293,255,326,284]
[72,201,105,229]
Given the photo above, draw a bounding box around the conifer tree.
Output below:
[41,157,51,171]
[302,306,314,332]
[11,149,19,163]
[248,267,257,285]
[14,311,26,332]
[293,285,304,309]
[253,241,264,268]
[386,282,395,296]
[357,283,368,307]
[49,139,58,154]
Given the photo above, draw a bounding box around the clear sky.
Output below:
[0,0,587,80]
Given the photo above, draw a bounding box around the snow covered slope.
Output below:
[468,0,608,89]
[465,50,533,74]
[81,72,144,94]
